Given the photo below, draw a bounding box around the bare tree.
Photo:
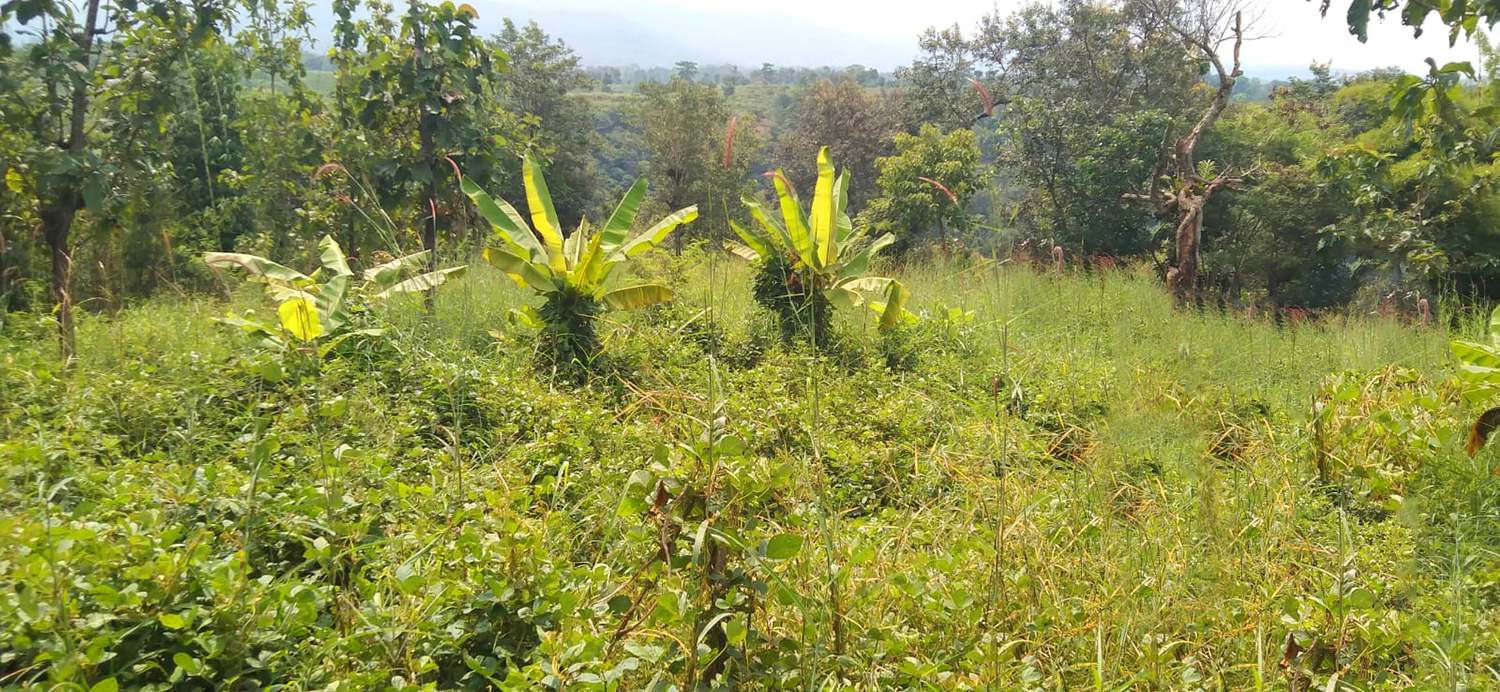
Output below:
[1127,0,1260,294]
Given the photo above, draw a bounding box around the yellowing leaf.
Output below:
[278,298,324,341]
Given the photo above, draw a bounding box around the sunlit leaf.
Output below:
[318,235,352,276]
[601,284,673,311]
[601,178,647,254]
[278,297,324,341]
[374,266,467,299]
[615,206,697,259]
[483,246,556,292]
[522,153,567,274]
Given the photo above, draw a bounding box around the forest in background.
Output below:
[5,0,1500,350]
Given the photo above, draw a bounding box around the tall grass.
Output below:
[9,254,1495,691]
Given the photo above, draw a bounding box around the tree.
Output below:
[777,79,898,213]
[329,0,505,310]
[1320,0,1500,43]
[674,60,699,82]
[896,25,979,132]
[634,78,761,251]
[0,0,233,359]
[975,0,1200,254]
[460,154,697,370]
[859,125,984,254]
[495,20,602,229]
[1127,0,1253,293]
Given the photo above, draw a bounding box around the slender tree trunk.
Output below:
[40,201,77,360]
[410,1,438,313]
[40,0,102,362]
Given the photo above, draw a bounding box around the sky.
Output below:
[541,0,1479,74]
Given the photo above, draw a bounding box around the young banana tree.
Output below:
[1450,304,1500,455]
[204,235,465,352]
[459,153,697,368]
[728,146,910,346]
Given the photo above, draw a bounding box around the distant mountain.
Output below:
[306,1,918,70]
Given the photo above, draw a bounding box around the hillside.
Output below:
[3,258,1495,689]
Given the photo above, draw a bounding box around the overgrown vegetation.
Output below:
[2,261,1497,691]
[6,0,1500,690]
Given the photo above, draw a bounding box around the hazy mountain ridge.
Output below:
[303,3,1338,79]
[306,1,918,69]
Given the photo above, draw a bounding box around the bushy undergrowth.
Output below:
[1,259,1497,692]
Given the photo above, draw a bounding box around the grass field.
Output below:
[2,255,1497,691]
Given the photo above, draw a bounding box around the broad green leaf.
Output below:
[204,252,312,284]
[825,285,861,309]
[601,283,673,311]
[508,306,544,328]
[744,192,797,257]
[483,246,556,293]
[316,274,351,332]
[728,219,771,259]
[363,250,431,285]
[522,154,567,273]
[173,653,200,676]
[374,266,468,299]
[877,280,910,330]
[601,178,648,254]
[771,173,815,267]
[318,235,352,276]
[724,241,761,262]
[279,297,324,341]
[159,613,186,630]
[840,276,898,297]
[1344,587,1376,610]
[1451,339,1500,369]
[811,147,837,267]
[1347,0,1371,41]
[616,206,698,259]
[837,233,896,280]
[460,175,545,263]
[90,679,119,692]
[765,534,803,560]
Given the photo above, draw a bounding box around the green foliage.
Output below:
[731,148,909,346]
[776,79,898,212]
[204,234,464,351]
[461,153,697,370]
[632,77,762,247]
[859,125,983,254]
[494,19,603,229]
[4,262,1498,692]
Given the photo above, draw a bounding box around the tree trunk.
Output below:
[43,0,102,363]
[1170,199,1203,294]
[411,0,438,313]
[40,200,78,361]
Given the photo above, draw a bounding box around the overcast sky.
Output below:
[547,0,1479,73]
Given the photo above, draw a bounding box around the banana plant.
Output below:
[727,146,910,345]
[459,153,697,368]
[1449,304,1500,455]
[204,235,465,352]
